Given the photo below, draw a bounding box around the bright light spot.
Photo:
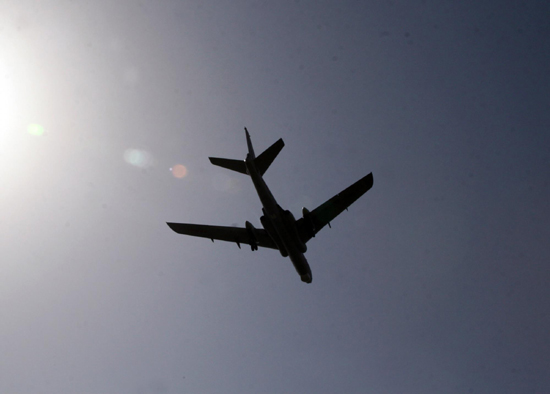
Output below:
[124,149,153,168]
[27,123,44,136]
[171,164,188,178]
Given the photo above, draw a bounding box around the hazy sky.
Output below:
[1,1,549,393]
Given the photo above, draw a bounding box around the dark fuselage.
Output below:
[245,153,312,283]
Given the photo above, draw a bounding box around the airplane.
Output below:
[167,128,373,283]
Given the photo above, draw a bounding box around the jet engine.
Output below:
[245,221,259,251]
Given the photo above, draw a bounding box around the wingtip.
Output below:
[365,172,374,187]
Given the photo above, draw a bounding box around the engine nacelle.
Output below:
[302,207,316,238]
[245,221,259,251]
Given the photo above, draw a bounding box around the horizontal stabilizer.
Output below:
[208,157,248,175]
[255,138,284,176]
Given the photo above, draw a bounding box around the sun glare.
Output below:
[0,29,53,189]
[27,123,45,136]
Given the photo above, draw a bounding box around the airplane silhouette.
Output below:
[167,128,373,283]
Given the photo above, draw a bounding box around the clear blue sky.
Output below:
[1,1,549,393]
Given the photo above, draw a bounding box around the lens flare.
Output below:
[123,149,153,168]
[171,164,188,178]
[28,124,44,136]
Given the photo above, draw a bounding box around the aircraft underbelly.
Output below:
[289,252,312,283]
[270,216,312,283]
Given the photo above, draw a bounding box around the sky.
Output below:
[1,1,549,393]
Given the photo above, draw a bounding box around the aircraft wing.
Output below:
[296,172,373,243]
[166,222,278,250]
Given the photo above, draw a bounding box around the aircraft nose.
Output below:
[300,273,312,284]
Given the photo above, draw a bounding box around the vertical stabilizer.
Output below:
[245,127,255,159]
[209,128,284,176]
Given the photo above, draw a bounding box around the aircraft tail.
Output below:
[245,127,255,159]
[209,128,284,176]
[208,157,248,174]
[254,137,284,175]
